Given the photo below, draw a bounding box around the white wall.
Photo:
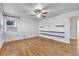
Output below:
[77,20,79,35]
[2,16,38,41]
[0,10,3,41]
[70,17,77,40]
[0,9,4,48]
[39,10,79,43]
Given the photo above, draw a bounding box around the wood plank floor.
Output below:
[0,37,78,56]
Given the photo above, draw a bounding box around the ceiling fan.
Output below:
[30,4,48,18]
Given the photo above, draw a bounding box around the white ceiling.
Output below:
[1,3,79,19]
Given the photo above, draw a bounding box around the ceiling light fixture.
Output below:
[30,4,48,18]
[32,8,48,18]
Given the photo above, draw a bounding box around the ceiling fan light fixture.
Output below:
[32,9,48,18]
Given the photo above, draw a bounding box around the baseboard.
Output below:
[3,36,37,42]
[70,38,77,40]
[38,36,70,44]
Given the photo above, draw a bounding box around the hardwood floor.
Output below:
[0,37,78,56]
